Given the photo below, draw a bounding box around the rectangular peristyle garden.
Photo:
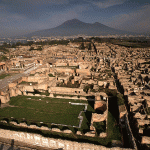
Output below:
[0,95,89,127]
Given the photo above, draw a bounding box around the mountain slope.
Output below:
[26,19,135,37]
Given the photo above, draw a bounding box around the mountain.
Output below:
[26,19,135,37]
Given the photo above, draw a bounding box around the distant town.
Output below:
[0,34,150,45]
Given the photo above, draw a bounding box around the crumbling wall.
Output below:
[124,113,138,150]
[0,93,10,103]
[48,87,84,95]
[0,128,134,150]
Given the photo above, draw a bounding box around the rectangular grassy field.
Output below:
[0,96,87,126]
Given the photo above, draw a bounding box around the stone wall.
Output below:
[35,67,50,73]
[0,93,10,103]
[141,136,150,144]
[48,87,84,95]
[124,113,138,150]
[82,79,97,84]
[22,76,48,83]
[53,95,87,100]
[69,62,78,66]
[18,84,48,92]
[76,69,91,75]
[56,62,67,66]
[39,84,48,90]
[0,128,134,150]
[55,68,74,74]
[9,83,18,88]
[49,77,55,81]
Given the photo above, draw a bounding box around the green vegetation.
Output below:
[29,46,34,51]
[5,40,69,51]
[107,95,121,141]
[90,67,96,72]
[19,81,38,85]
[0,91,123,146]
[79,101,95,133]
[0,73,10,79]
[0,43,9,54]
[89,37,150,48]
[117,93,125,106]
[29,46,42,51]
[48,73,55,77]
[37,46,42,51]
[69,75,74,81]
[0,55,8,61]
[79,42,85,50]
[0,96,86,126]
[88,43,92,50]
[83,84,94,93]
[71,37,90,43]
[10,69,22,71]
[107,111,121,140]
[93,121,106,135]
[0,120,109,146]
[104,70,112,77]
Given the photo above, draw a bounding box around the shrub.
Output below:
[93,121,106,136]
[117,93,125,106]
[37,46,42,51]
[48,73,55,77]
[83,84,94,93]
[0,55,8,61]
[29,46,34,51]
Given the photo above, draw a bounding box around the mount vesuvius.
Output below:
[26,19,135,37]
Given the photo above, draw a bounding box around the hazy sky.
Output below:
[0,0,150,37]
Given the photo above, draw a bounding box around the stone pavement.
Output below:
[0,65,39,91]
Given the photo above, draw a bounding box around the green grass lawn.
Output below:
[0,93,123,147]
[107,96,122,141]
[107,111,121,141]
[0,96,87,126]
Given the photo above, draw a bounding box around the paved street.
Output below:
[0,65,39,91]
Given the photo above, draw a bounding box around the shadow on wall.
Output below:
[0,139,21,150]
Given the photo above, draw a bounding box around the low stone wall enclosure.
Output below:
[0,128,133,150]
[0,72,137,149]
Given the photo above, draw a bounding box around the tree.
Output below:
[29,46,34,51]
[0,55,8,61]
[88,43,92,50]
[80,42,85,50]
